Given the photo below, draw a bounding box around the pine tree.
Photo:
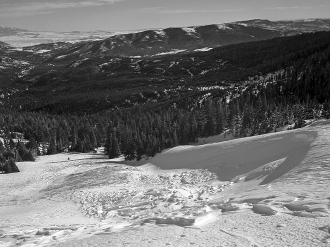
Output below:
[3,158,20,173]
[172,129,179,146]
[57,138,63,153]
[47,139,58,155]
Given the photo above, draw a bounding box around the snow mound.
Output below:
[139,130,317,182]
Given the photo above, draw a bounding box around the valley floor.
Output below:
[0,121,330,247]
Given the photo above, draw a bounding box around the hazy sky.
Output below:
[1,0,330,32]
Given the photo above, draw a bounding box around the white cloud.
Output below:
[265,6,301,10]
[133,7,244,15]
[0,0,124,17]
[161,9,244,14]
[265,6,318,11]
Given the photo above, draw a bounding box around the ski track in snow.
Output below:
[0,120,330,246]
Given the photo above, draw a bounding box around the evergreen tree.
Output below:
[47,140,58,155]
[3,158,20,173]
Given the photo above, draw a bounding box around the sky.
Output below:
[0,0,330,32]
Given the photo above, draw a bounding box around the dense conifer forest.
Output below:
[1,31,330,163]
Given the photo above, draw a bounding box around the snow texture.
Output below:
[0,120,330,246]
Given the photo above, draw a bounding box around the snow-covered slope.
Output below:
[1,121,330,247]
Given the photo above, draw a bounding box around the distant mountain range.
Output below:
[1,18,330,53]
[1,18,330,113]
[1,30,329,114]
[53,18,330,58]
[0,26,117,47]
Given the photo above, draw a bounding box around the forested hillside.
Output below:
[1,31,330,161]
[3,31,329,114]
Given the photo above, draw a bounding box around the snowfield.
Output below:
[0,120,330,246]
